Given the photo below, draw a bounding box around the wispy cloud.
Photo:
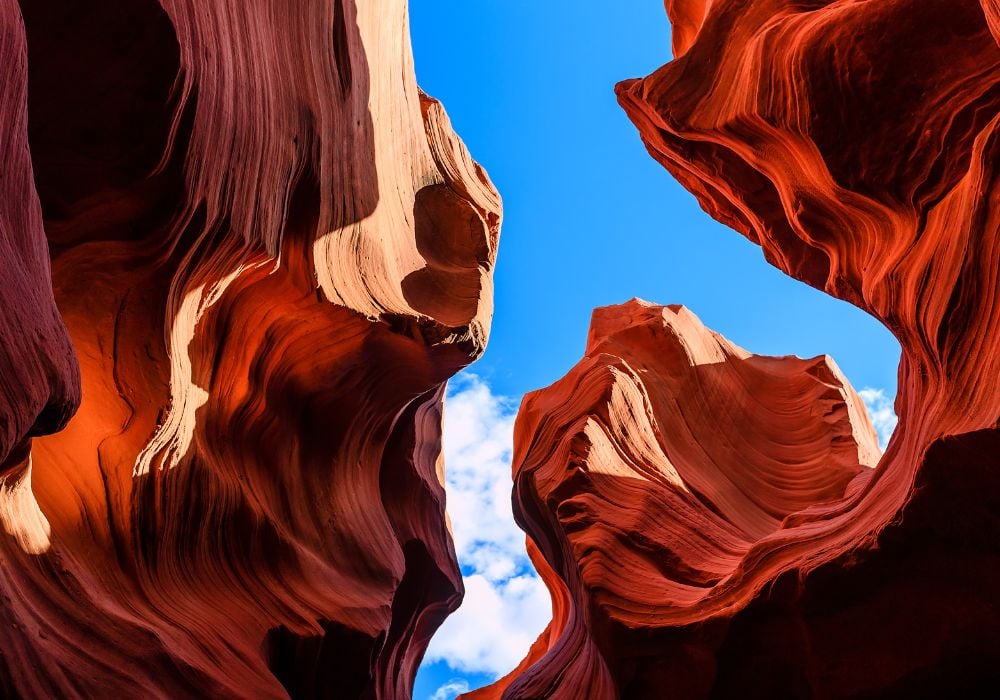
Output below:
[423,373,550,679]
[431,679,470,700]
[859,387,898,450]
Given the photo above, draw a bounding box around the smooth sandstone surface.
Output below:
[474,0,1000,697]
[0,1,498,697]
[0,0,79,470]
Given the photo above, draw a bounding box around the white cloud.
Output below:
[859,387,898,451]
[431,679,470,700]
[426,573,550,676]
[424,373,551,679]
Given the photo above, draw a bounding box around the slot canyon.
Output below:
[0,1,997,698]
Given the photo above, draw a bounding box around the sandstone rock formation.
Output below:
[473,0,1000,697]
[468,301,886,699]
[0,1,499,697]
[0,0,79,473]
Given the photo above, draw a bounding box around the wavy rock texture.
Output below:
[475,1,1000,697]
[0,1,499,698]
[0,0,79,469]
[468,301,884,699]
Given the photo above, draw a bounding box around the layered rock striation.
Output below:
[470,302,889,698]
[475,0,1000,696]
[0,1,499,697]
[0,0,80,472]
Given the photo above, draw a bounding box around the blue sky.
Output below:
[409,3,901,698]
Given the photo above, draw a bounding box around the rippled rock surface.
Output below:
[0,1,499,697]
[475,1,1000,697]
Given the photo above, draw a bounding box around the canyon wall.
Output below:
[473,0,1000,697]
[4,0,1000,697]
[0,1,499,697]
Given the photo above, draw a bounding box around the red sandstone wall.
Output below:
[0,2,499,697]
[473,1,1000,697]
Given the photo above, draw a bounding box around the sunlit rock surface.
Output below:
[0,1,499,697]
[475,0,1000,696]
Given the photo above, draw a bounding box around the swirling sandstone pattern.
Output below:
[0,1,498,697]
[0,0,79,470]
[473,1,1000,697]
[468,302,882,699]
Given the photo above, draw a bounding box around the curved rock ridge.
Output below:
[476,1,1000,696]
[0,1,499,697]
[0,0,79,470]
[467,300,884,699]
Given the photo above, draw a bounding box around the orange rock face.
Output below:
[475,1,1000,697]
[469,302,886,698]
[0,1,498,697]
